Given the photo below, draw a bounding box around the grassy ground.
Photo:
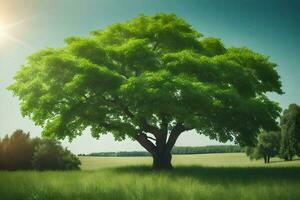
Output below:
[0,153,300,200]
[80,153,300,170]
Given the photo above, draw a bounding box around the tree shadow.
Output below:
[113,165,300,184]
[269,158,300,163]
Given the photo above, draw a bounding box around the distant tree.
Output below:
[246,131,281,163]
[0,130,35,170]
[32,139,80,170]
[280,104,300,160]
[8,13,282,169]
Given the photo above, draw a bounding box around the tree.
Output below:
[0,130,80,170]
[280,104,300,160]
[245,131,280,163]
[0,130,35,170]
[8,13,283,170]
[32,139,81,170]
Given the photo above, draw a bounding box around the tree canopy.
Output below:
[280,104,300,160]
[245,131,281,163]
[8,13,283,169]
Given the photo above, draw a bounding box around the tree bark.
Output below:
[135,122,189,170]
[135,133,156,156]
[152,149,173,170]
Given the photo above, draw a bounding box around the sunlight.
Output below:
[0,24,26,46]
[0,15,36,46]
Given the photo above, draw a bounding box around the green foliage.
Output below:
[0,130,35,170]
[280,104,300,160]
[8,13,282,153]
[0,130,80,170]
[32,139,80,170]
[245,131,281,163]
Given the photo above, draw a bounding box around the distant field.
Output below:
[1,153,300,200]
[80,153,300,170]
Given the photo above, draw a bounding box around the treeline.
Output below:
[172,145,241,154]
[81,145,241,157]
[0,130,80,170]
[246,104,300,163]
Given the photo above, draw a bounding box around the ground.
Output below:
[0,153,300,200]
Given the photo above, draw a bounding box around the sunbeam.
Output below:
[0,15,37,46]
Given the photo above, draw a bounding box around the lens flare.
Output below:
[0,15,38,46]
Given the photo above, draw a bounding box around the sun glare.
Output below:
[0,15,38,46]
[0,22,28,46]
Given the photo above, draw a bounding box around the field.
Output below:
[1,153,300,200]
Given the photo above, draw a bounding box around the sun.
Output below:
[0,15,36,46]
[0,22,26,46]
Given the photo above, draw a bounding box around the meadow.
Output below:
[1,153,300,200]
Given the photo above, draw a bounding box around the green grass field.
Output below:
[1,153,300,200]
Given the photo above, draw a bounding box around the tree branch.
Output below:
[140,119,162,137]
[101,95,162,139]
[161,115,168,135]
[166,123,190,152]
[134,133,157,155]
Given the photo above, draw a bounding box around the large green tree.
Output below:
[280,104,300,160]
[9,14,282,169]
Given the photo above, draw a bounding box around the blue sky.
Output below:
[0,0,299,154]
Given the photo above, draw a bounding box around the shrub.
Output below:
[0,130,80,170]
[0,130,36,170]
[32,139,80,170]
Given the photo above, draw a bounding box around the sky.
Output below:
[0,0,299,154]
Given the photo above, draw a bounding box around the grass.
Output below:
[0,153,300,200]
[80,153,300,170]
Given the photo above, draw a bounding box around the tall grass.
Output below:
[0,153,300,200]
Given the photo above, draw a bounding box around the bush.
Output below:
[0,130,80,170]
[32,139,80,170]
[0,130,36,170]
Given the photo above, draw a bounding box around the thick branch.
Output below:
[161,115,168,135]
[101,95,162,139]
[155,114,169,149]
[166,123,190,152]
[134,133,157,155]
[140,119,161,137]
[105,97,160,138]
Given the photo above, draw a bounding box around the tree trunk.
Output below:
[152,150,172,170]
[264,156,267,164]
[136,122,188,170]
[267,155,270,163]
